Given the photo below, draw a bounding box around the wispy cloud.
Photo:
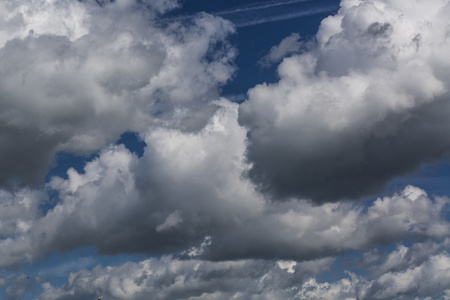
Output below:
[163,0,339,28]
[232,6,336,28]
[214,0,313,17]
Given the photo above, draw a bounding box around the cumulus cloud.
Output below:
[203,185,450,260]
[36,256,333,300]
[0,100,448,267]
[0,101,265,265]
[239,0,450,201]
[2,0,450,298]
[368,238,450,277]
[361,251,450,299]
[0,0,236,188]
[34,249,450,300]
[0,189,45,238]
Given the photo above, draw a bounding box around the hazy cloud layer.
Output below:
[0,0,236,187]
[239,0,450,201]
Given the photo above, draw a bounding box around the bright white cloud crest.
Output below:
[0,0,235,187]
[239,0,450,201]
[1,0,450,299]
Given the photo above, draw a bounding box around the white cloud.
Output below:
[37,249,450,300]
[36,256,333,300]
[296,276,359,300]
[362,252,450,299]
[156,210,183,232]
[0,0,236,187]
[0,100,448,267]
[1,1,450,299]
[239,0,450,201]
[258,33,303,67]
[293,249,450,300]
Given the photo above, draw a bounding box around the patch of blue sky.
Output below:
[387,159,450,198]
[19,246,146,289]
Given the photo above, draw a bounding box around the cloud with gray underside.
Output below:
[239,0,450,201]
[0,0,235,188]
[1,0,450,300]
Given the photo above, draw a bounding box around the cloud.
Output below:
[362,252,450,299]
[203,185,450,260]
[0,100,448,267]
[0,0,236,188]
[34,249,450,299]
[238,0,450,202]
[258,33,304,67]
[1,0,450,298]
[0,189,45,238]
[0,273,37,300]
[368,238,450,277]
[36,256,333,300]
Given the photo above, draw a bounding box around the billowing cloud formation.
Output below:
[297,249,450,300]
[239,0,450,201]
[36,257,333,300]
[34,247,450,300]
[1,102,449,268]
[1,0,450,299]
[0,0,236,187]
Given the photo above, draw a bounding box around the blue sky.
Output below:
[1,0,450,299]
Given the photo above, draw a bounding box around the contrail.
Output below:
[160,0,339,28]
[214,0,314,17]
[233,5,338,27]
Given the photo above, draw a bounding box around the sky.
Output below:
[1,0,450,299]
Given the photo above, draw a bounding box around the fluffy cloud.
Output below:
[239,0,450,202]
[0,189,44,238]
[361,251,450,299]
[368,238,450,277]
[0,0,236,188]
[34,249,450,300]
[2,0,450,298]
[36,256,333,300]
[0,101,449,268]
[0,101,265,266]
[203,185,450,260]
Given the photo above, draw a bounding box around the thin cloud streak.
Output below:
[162,0,338,28]
[233,6,338,27]
[215,0,314,16]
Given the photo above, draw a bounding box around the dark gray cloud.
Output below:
[0,102,448,267]
[238,0,450,202]
[240,96,450,202]
[1,0,450,299]
[0,0,236,188]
